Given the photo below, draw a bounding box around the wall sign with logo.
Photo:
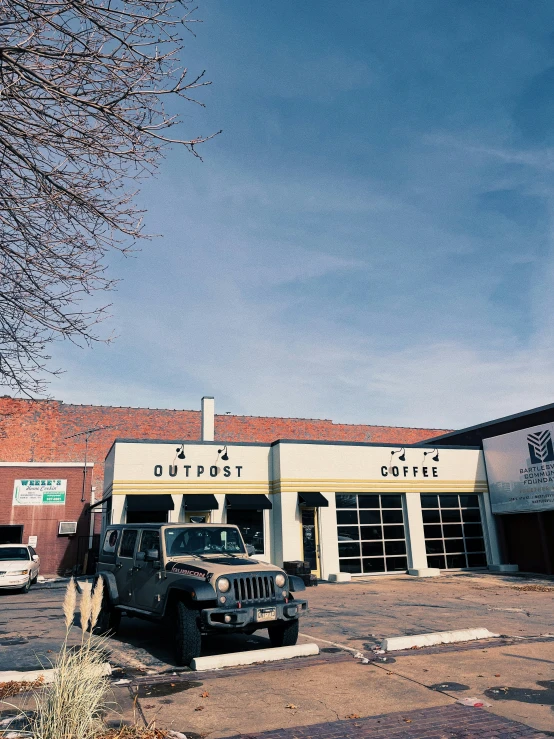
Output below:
[483,422,554,514]
[13,479,67,506]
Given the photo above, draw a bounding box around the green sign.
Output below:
[13,479,67,506]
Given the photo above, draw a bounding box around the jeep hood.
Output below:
[165,557,284,578]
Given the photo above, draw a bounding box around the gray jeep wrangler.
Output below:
[95,523,307,665]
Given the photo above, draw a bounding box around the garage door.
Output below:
[422,494,487,569]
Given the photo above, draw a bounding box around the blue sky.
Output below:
[49,0,554,429]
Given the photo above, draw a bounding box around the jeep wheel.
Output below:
[267,618,299,648]
[93,590,121,636]
[174,601,202,666]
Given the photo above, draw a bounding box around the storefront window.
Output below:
[336,494,407,574]
[227,509,264,554]
[421,494,486,569]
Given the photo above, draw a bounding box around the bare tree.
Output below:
[0,0,219,395]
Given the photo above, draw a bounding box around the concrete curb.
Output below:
[0,663,112,684]
[190,643,320,671]
[381,627,499,652]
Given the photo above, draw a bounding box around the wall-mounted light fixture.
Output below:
[423,448,440,463]
[176,444,186,460]
[391,447,406,462]
[218,445,229,461]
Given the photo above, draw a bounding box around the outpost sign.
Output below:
[484,422,554,514]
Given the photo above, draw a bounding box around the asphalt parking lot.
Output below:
[1,571,553,737]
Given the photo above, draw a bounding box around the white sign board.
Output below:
[13,479,67,506]
[483,422,554,514]
[28,536,38,547]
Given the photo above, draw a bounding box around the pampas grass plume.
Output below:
[90,578,104,631]
[80,584,92,632]
[63,577,77,630]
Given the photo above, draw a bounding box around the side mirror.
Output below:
[145,549,159,562]
[136,551,146,562]
[246,545,255,556]
[32,555,39,562]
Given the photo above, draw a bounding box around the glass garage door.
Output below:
[422,494,487,569]
[336,494,408,574]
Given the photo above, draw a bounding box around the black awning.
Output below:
[126,494,174,512]
[183,494,219,511]
[298,492,329,508]
[225,494,272,510]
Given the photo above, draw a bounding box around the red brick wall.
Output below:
[0,465,91,575]
[0,397,450,499]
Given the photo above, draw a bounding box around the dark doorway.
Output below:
[499,511,554,575]
[0,525,23,544]
[126,510,168,524]
[301,509,319,574]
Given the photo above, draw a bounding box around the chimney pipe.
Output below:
[201,396,215,442]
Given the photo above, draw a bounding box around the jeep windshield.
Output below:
[164,527,246,558]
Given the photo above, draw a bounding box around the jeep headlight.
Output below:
[217,577,230,593]
[275,573,286,587]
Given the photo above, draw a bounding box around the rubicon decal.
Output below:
[166,562,209,578]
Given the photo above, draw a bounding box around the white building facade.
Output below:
[102,432,506,579]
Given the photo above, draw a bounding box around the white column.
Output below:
[169,494,182,522]
[405,492,440,577]
[318,495,340,581]
[111,494,126,524]
[274,492,303,566]
[481,492,518,572]
[211,494,225,524]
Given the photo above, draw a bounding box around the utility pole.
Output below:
[65,426,118,502]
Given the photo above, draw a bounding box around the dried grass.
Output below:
[96,728,174,739]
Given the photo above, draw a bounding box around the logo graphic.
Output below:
[527,430,554,464]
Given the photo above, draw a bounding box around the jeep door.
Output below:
[133,529,163,613]
[116,528,139,606]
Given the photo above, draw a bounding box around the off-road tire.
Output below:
[93,589,121,636]
[174,601,202,666]
[267,618,299,648]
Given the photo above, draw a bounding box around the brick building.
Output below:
[0,396,449,575]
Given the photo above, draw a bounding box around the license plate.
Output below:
[256,607,276,622]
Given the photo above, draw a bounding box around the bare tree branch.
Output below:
[0,0,220,395]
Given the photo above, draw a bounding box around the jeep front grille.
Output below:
[232,574,276,602]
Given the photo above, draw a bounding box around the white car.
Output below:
[0,544,40,593]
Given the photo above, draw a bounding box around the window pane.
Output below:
[336,494,356,508]
[444,538,464,553]
[337,526,359,540]
[340,559,362,573]
[120,530,137,558]
[385,540,406,556]
[427,555,445,569]
[339,541,361,558]
[363,557,385,573]
[462,508,481,523]
[422,509,440,523]
[362,541,383,557]
[139,530,160,556]
[358,495,380,508]
[459,494,479,507]
[463,523,483,538]
[102,529,119,554]
[421,494,438,508]
[467,552,487,567]
[441,508,461,523]
[425,540,444,554]
[337,510,358,525]
[382,509,404,524]
[443,524,463,538]
[438,494,459,508]
[359,510,381,525]
[383,525,405,540]
[446,553,467,568]
[227,509,264,553]
[360,525,382,540]
[466,537,485,553]
[424,524,442,538]
[386,556,407,571]
[383,494,402,508]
